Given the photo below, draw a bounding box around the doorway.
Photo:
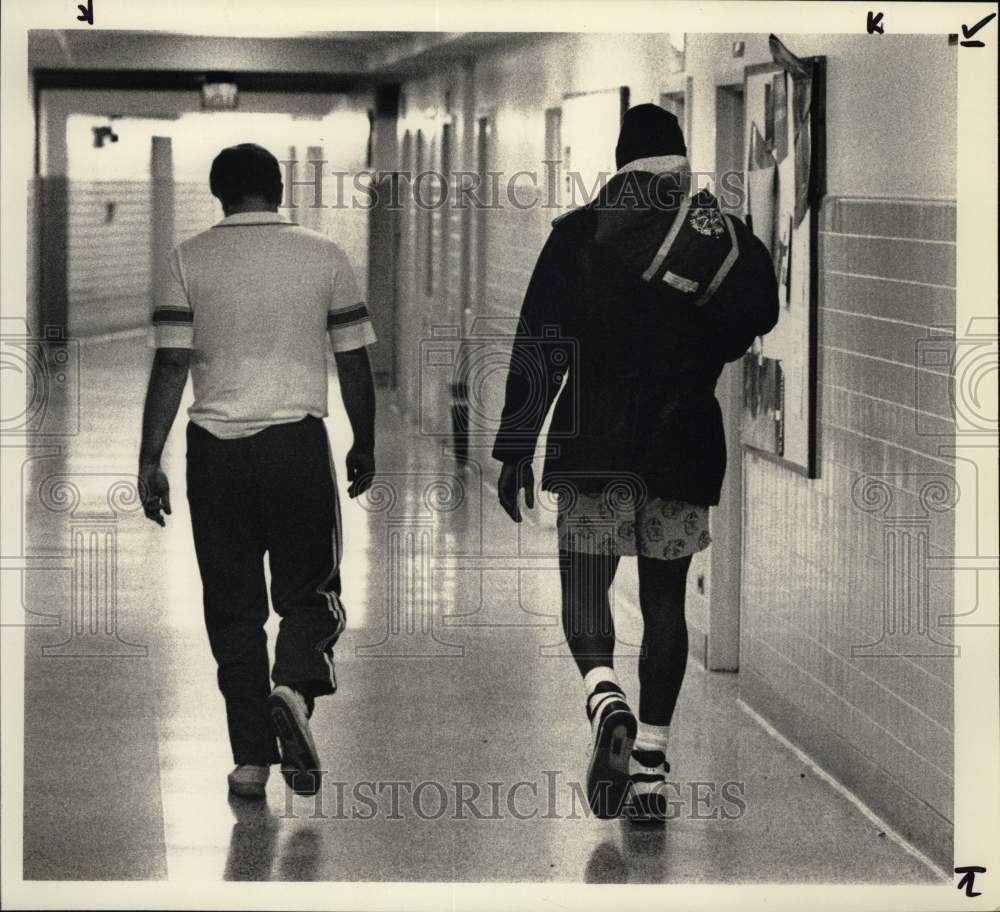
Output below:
[439,120,454,318]
[472,115,491,327]
[543,106,562,215]
[367,169,401,388]
[660,79,693,161]
[396,129,417,406]
[561,87,628,206]
[706,81,747,671]
[715,83,746,213]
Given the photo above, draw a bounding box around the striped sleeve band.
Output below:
[149,307,194,349]
[327,302,377,352]
[326,303,371,330]
[152,307,194,326]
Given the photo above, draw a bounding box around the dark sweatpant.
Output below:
[186,416,345,766]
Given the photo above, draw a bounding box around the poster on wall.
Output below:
[740,38,825,478]
[742,349,785,457]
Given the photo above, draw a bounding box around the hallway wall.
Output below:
[741,194,956,864]
[389,32,957,867]
[33,89,372,340]
[63,179,224,337]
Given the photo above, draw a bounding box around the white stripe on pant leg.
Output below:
[318,428,343,568]
[312,431,346,686]
[317,450,345,638]
[326,435,343,569]
[321,646,337,692]
[317,427,343,584]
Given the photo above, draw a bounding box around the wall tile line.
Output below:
[747,634,955,782]
[825,269,955,291]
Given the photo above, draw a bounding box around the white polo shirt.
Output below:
[149,211,376,439]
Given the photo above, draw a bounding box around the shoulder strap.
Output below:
[692,213,741,308]
[639,192,741,308]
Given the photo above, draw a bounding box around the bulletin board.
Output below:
[740,54,825,478]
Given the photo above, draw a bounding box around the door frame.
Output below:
[706,76,748,672]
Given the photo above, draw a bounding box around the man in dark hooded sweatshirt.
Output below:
[493,104,778,823]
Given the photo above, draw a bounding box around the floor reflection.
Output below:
[224,796,279,881]
[275,829,322,882]
[584,842,629,884]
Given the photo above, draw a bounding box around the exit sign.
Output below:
[201,82,239,110]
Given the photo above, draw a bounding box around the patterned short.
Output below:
[556,488,711,560]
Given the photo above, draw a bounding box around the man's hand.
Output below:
[137,347,189,526]
[498,462,534,523]
[346,444,375,499]
[139,462,172,527]
[334,347,376,499]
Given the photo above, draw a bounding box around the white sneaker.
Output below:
[267,686,322,796]
[227,764,270,798]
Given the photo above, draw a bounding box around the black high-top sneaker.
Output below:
[585,683,638,819]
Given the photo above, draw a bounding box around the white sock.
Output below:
[634,721,670,757]
[630,722,670,784]
[582,665,620,698]
[582,666,625,728]
[629,751,667,785]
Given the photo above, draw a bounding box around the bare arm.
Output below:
[333,345,376,498]
[138,347,191,525]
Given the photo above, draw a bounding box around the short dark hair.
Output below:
[209,143,283,207]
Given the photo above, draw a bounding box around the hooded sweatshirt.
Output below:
[492,157,779,507]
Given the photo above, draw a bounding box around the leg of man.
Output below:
[627,552,692,824]
[635,553,692,727]
[559,547,636,818]
[559,547,620,677]
[186,422,280,768]
[254,416,344,704]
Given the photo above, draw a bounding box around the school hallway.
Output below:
[11,26,977,898]
[17,333,940,884]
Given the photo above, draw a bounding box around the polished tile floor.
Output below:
[19,334,939,883]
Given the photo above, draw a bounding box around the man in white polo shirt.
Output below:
[138,143,376,799]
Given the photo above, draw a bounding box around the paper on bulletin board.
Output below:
[747,121,776,255]
[773,73,789,163]
[792,75,812,226]
[764,80,774,149]
[774,143,796,306]
[746,166,776,256]
[769,33,813,227]
[749,119,772,169]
